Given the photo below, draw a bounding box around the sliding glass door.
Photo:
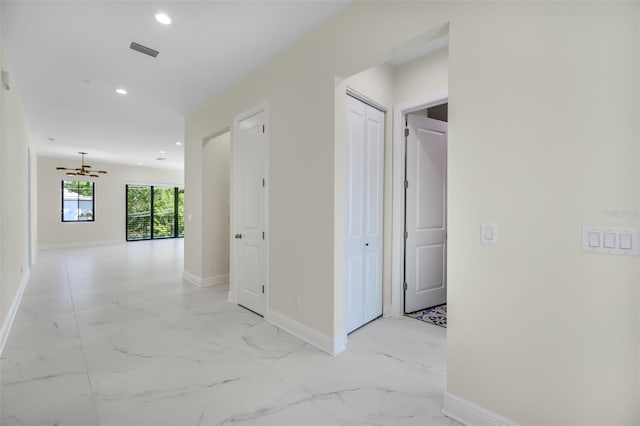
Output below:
[153,187,175,238]
[126,185,184,241]
[126,185,151,240]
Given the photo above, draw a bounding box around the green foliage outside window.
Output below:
[126,185,184,240]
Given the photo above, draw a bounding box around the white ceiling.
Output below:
[1,1,348,170]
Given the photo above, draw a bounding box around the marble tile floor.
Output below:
[0,239,458,426]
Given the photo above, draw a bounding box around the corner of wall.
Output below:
[443,393,519,426]
[267,309,345,356]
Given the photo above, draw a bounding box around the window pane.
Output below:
[77,181,94,198]
[63,181,79,194]
[78,200,94,221]
[127,185,151,240]
[178,188,185,237]
[153,187,175,238]
[63,200,79,221]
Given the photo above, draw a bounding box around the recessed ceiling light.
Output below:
[159,150,166,154]
[155,13,171,25]
[176,142,182,146]
[116,88,127,95]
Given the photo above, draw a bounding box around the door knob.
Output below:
[235,234,242,239]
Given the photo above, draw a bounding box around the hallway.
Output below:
[1,240,453,426]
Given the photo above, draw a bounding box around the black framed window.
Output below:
[62,180,95,222]
[126,184,184,241]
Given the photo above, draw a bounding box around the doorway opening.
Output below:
[402,103,448,328]
[202,130,231,287]
[390,92,448,326]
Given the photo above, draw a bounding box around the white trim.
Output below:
[0,268,30,356]
[125,181,183,188]
[183,271,229,287]
[382,304,393,317]
[39,239,123,251]
[345,87,387,112]
[230,102,270,315]
[391,92,448,317]
[266,310,346,356]
[202,127,231,146]
[443,393,519,426]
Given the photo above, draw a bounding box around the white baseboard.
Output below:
[183,271,229,287]
[443,392,519,426]
[383,304,393,317]
[39,239,123,250]
[266,309,346,356]
[0,268,30,356]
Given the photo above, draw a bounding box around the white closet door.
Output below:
[345,95,384,334]
[362,104,384,323]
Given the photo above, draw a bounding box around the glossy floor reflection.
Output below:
[1,240,456,426]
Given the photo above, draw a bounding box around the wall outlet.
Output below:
[295,296,301,308]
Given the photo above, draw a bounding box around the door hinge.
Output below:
[403,282,408,291]
[262,231,265,240]
[404,230,408,239]
[262,178,265,187]
[404,180,408,189]
[404,128,409,138]
[262,285,265,294]
[262,124,265,133]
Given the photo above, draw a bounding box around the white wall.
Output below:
[37,157,183,248]
[186,2,639,424]
[0,40,34,333]
[394,47,448,106]
[202,132,230,282]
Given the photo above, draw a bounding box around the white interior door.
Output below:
[404,113,447,313]
[233,110,266,315]
[345,95,384,333]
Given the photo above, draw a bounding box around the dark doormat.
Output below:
[406,304,447,328]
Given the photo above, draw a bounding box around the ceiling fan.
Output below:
[56,152,108,178]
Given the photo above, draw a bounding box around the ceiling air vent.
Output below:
[130,42,159,58]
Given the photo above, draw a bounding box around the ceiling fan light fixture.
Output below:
[56,152,108,178]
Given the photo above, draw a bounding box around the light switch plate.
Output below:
[481,223,497,245]
[582,227,638,256]
[603,233,616,249]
